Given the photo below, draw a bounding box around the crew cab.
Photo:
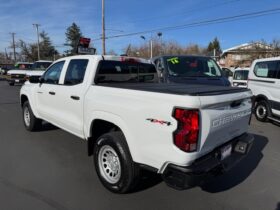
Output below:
[20,55,254,193]
[152,55,231,86]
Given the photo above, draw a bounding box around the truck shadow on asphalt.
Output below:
[36,121,59,132]
[276,202,280,210]
[132,170,162,193]
[200,134,268,193]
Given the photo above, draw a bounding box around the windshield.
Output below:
[233,70,249,80]
[95,60,158,84]
[166,56,222,77]
[31,62,52,70]
[14,63,33,70]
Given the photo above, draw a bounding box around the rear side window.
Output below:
[64,59,88,85]
[254,61,279,79]
[95,60,158,83]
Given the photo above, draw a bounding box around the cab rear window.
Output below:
[95,60,158,84]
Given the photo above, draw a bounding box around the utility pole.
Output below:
[33,23,41,60]
[10,33,16,61]
[102,0,106,55]
[150,39,153,59]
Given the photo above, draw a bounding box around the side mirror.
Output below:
[39,77,45,84]
[157,66,164,72]
[29,76,40,83]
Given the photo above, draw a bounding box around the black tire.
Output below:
[22,101,42,131]
[9,82,14,86]
[93,131,139,193]
[255,100,270,122]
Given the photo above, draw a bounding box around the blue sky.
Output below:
[0,0,280,55]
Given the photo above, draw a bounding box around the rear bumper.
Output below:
[162,133,254,190]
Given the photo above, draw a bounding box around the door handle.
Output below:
[49,91,56,95]
[70,95,80,100]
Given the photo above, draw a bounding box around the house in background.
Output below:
[219,42,279,69]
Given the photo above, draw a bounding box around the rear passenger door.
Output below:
[54,59,89,138]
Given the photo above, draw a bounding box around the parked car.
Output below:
[21,55,254,193]
[0,65,14,75]
[232,68,249,88]
[6,62,33,85]
[152,55,231,86]
[248,57,280,123]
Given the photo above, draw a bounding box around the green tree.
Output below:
[40,31,58,60]
[207,37,222,56]
[18,31,57,61]
[65,22,83,55]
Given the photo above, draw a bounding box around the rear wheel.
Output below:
[93,131,139,193]
[22,101,42,131]
[255,100,270,122]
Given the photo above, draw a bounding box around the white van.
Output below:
[248,57,280,122]
[232,68,249,88]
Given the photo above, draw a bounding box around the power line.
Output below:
[107,0,242,26]
[95,7,280,41]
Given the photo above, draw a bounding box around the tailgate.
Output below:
[198,89,252,155]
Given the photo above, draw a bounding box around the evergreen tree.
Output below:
[207,37,222,56]
[65,22,83,55]
[40,31,57,60]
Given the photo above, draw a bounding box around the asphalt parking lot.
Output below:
[0,80,280,210]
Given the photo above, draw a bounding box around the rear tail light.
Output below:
[173,109,199,152]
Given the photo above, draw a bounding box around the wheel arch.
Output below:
[253,94,272,108]
[20,94,29,107]
[86,113,137,162]
[20,93,39,117]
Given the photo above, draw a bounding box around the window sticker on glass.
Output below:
[208,61,214,67]
[167,57,179,64]
[255,64,268,77]
[115,66,122,72]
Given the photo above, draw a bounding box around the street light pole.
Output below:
[33,23,41,60]
[102,0,106,55]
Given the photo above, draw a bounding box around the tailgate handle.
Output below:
[230,100,242,108]
[49,91,56,95]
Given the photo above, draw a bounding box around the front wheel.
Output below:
[93,131,139,193]
[22,101,42,131]
[9,82,14,86]
[255,100,270,122]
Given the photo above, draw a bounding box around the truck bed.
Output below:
[97,83,249,96]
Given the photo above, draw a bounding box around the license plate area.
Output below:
[15,79,19,82]
[220,144,232,160]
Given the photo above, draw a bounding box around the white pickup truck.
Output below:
[20,55,254,193]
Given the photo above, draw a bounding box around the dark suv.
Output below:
[152,55,231,86]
